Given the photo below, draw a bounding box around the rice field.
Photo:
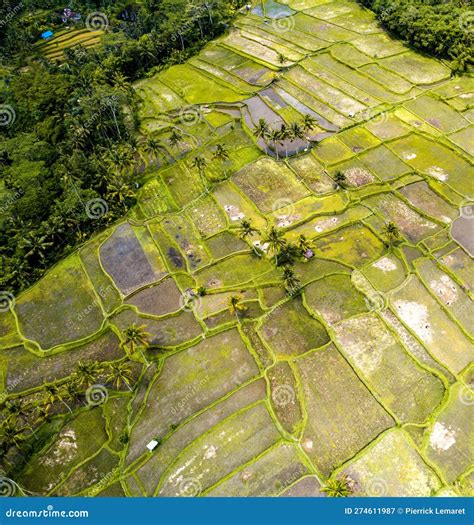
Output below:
[2,0,473,499]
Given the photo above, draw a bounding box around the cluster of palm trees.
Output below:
[0,358,135,459]
[0,323,152,460]
[190,142,230,182]
[252,114,319,160]
[238,219,315,295]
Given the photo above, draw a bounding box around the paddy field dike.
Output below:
[0,0,473,497]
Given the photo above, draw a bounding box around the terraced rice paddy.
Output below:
[33,28,105,60]
[1,0,473,497]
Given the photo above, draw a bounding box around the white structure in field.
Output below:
[146,439,159,451]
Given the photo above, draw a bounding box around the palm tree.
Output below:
[74,361,102,389]
[301,114,318,147]
[264,227,287,257]
[279,123,291,157]
[2,400,28,424]
[282,267,301,295]
[278,53,288,66]
[43,384,72,413]
[297,234,313,253]
[0,421,25,451]
[168,129,183,149]
[191,155,208,180]
[382,221,401,247]
[102,145,135,175]
[106,361,134,391]
[253,118,270,143]
[228,295,247,317]
[266,129,282,160]
[32,406,50,428]
[213,143,230,163]
[62,380,82,405]
[143,138,162,161]
[107,176,135,207]
[333,171,347,189]
[289,122,305,147]
[276,242,300,267]
[298,234,315,259]
[112,71,135,98]
[238,219,259,240]
[321,477,352,497]
[212,143,230,176]
[122,324,151,356]
[19,233,53,262]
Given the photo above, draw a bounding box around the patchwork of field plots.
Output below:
[1,0,473,497]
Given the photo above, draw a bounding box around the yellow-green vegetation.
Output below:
[1,0,472,498]
[34,29,105,60]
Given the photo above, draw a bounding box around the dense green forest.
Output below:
[0,0,245,293]
[358,0,474,73]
